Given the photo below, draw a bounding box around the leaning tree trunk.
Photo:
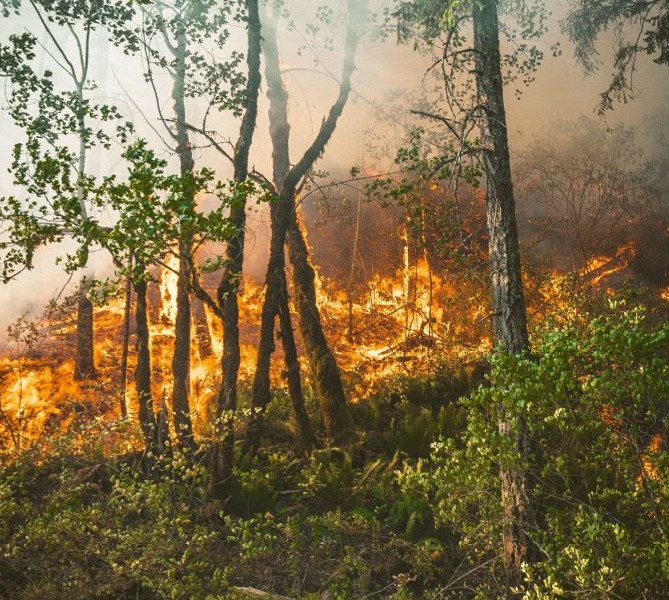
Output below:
[473,0,533,591]
[287,215,353,441]
[246,0,299,452]
[246,195,290,452]
[248,0,365,449]
[278,274,317,454]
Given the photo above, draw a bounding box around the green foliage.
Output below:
[298,448,354,509]
[0,446,227,599]
[96,139,258,283]
[563,0,669,112]
[352,360,471,458]
[399,301,669,596]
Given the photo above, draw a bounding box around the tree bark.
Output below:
[472,0,532,591]
[73,279,96,380]
[134,276,156,448]
[213,0,262,494]
[287,215,353,441]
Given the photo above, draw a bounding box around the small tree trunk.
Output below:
[277,277,316,454]
[134,276,156,448]
[74,279,96,380]
[119,273,132,418]
[172,248,194,449]
[287,215,353,443]
[473,0,532,591]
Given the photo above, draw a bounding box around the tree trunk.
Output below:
[472,0,532,591]
[246,1,296,452]
[73,279,96,380]
[134,276,156,448]
[73,72,96,382]
[172,248,194,449]
[278,274,316,454]
[170,13,196,450]
[119,273,132,418]
[287,215,353,442]
[214,0,262,494]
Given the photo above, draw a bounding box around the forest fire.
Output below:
[2,0,669,596]
[0,255,484,447]
[581,241,637,287]
[2,232,666,451]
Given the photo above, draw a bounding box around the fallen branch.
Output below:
[231,586,296,600]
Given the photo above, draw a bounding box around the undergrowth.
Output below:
[1,296,668,599]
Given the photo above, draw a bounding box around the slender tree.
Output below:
[245,0,367,451]
[472,2,532,589]
[213,0,263,492]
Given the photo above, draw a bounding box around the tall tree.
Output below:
[208,0,263,493]
[245,0,367,451]
[472,2,532,589]
[395,0,549,590]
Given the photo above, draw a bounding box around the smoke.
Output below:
[1,0,669,336]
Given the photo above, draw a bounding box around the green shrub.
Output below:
[400,303,669,597]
